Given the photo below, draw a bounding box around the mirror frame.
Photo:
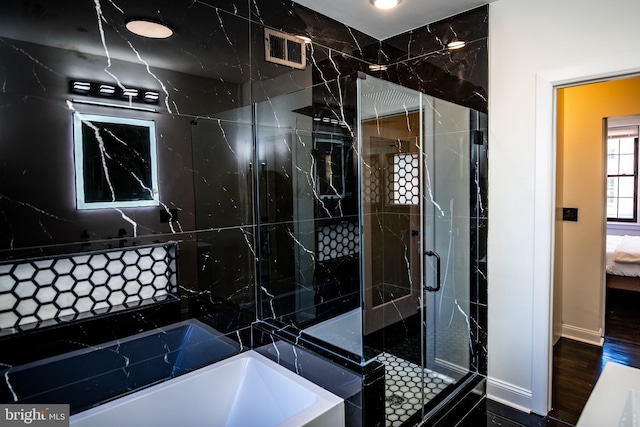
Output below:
[72,113,160,210]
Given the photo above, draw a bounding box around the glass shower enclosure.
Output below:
[255,73,487,426]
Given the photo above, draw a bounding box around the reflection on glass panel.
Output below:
[254,76,362,361]
[390,153,420,205]
[363,155,381,205]
[314,137,347,199]
[316,222,359,262]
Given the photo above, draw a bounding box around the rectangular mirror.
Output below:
[73,113,159,210]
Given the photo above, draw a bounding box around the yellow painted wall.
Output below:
[557,76,640,342]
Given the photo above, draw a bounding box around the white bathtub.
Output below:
[70,350,344,427]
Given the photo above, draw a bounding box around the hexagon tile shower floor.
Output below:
[375,352,451,427]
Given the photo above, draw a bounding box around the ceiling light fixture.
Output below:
[125,18,173,39]
[369,64,388,72]
[447,40,466,50]
[143,91,160,103]
[99,84,116,96]
[122,88,139,98]
[297,35,312,44]
[72,81,91,93]
[370,0,402,10]
[69,80,160,106]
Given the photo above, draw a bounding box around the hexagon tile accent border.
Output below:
[316,221,359,262]
[0,242,178,332]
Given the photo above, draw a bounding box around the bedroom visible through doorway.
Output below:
[605,116,640,296]
[554,77,640,348]
[551,76,640,425]
[605,115,640,343]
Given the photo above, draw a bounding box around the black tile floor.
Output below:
[458,399,572,427]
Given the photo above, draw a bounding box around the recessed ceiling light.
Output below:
[370,0,402,10]
[125,18,173,39]
[447,40,466,50]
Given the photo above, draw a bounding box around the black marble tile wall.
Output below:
[253,325,385,427]
[471,109,489,375]
[0,0,257,335]
[0,299,181,368]
[380,6,489,113]
[0,0,488,423]
[384,7,489,61]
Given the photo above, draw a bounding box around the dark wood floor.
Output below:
[548,288,640,426]
[455,288,640,427]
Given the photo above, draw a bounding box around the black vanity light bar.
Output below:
[313,116,348,127]
[122,88,139,98]
[72,81,91,92]
[69,80,160,105]
[143,91,159,103]
[99,84,116,95]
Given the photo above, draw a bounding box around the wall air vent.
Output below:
[264,28,306,70]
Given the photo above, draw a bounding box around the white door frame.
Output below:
[532,59,640,414]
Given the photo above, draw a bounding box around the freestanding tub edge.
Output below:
[70,349,345,427]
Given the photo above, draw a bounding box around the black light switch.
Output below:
[562,207,578,222]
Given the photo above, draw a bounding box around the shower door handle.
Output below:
[423,251,441,292]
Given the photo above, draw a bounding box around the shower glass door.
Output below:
[358,77,423,337]
[357,75,481,426]
[254,74,485,426]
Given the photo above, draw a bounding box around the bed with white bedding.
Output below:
[606,235,640,291]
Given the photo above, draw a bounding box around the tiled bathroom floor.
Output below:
[375,352,452,427]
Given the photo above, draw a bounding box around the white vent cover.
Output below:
[363,89,419,106]
[264,28,306,70]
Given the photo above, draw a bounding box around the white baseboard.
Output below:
[487,377,532,413]
[561,324,604,346]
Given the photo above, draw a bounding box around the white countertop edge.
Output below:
[576,362,640,427]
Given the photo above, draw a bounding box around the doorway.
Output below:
[550,76,640,423]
